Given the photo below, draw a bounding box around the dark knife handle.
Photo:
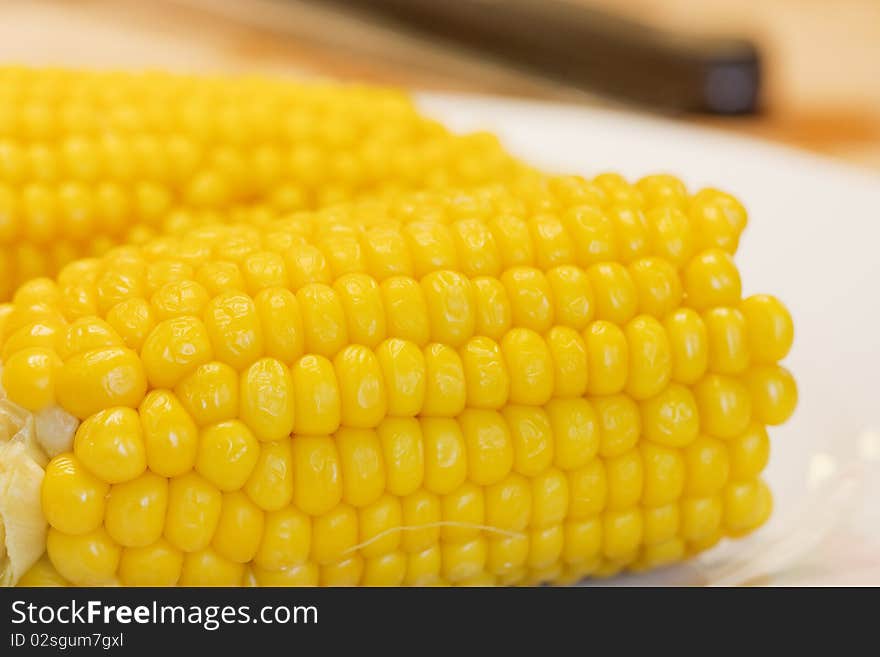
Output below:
[321,0,761,115]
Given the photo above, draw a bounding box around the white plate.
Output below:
[421,94,880,585]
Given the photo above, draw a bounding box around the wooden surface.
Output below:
[1,0,879,171]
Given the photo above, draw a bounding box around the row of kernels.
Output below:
[0,180,172,243]
[42,394,772,551]
[0,302,795,444]
[44,475,770,586]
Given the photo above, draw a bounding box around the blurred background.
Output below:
[1,0,878,170]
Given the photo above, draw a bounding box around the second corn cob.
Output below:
[0,177,796,586]
[0,67,528,296]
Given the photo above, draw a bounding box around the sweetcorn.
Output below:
[0,177,795,586]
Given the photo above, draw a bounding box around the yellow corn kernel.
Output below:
[291,354,341,435]
[605,448,643,510]
[485,473,531,532]
[503,405,553,477]
[359,493,403,558]
[530,468,569,528]
[140,316,212,389]
[164,472,222,552]
[567,459,606,519]
[684,248,741,310]
[683,435,730,496]
[321,556,364,586]
[254,287,305,363]
[332,273,385,348]
[175,361,239,427]
[377,418,424,497]
[637,174,687,208]
[240,438,293,512]
[57,346,146,418]
[502,267,553,333]
[254,506,311,570]
[641,443,685,508]
[647,206,693,267]
[376,338,426,417]
[489,214,533,269]
[546,398,599,471]
[196,261,245,297]
[628,257,682,318]
[643,503,679,545]
[486,533,529,576]
[723,479,771,535]
[587,262,637,325]
[546,326,588,398]
[694,374,752,439]
[404,545,442,585]
[1,346,59,410]
[104,471,167,548]
[41,454,108,535]
[422,417,467,495]
[442,537,487,583]
[252,563,318,586]
[380,276,430,346]
[689,188,747,253]
[334,344,387,429]
[212,491,264,563]
[242,251,289,294]
[138,389,199,477]
[546,265,593,330]
[501,328,553,405]
[311,503,358,565]
[680,496,723,542]
[2,319,62,362]
[106,297,155,351]
[421,270,475,347]
[337,428,385,507]
[640,383,699,448]
[60,317,121,359]
[602,508,643,561]
[562,517,602,565]
[421,343,466,417]
[459,336,509,409]
[73,407,146,484]
[740,294,793,364]
[625,315,672,400]
[47,527,120,586]
[195,420,259,491]
[728,423,770,481]
[362,551,407,586]
[284,243,332,289]
[296,283,348,358]
[239,357,295,442]
[662,308,709,389]
[451,218,502,277]
[401,489,441,552]
[704,307,750,374]
[292,435,342,516]
[584,321,627,395]
[528,525,564,570]
[472,276,512,340]
[118,539,183,586]
[744,365,798,426]
[593,394,640,458]
[204,291,264,370]
[529,214,574,269]
[563,205,617,268]
[180,548,245,586]
[459,409,512,486]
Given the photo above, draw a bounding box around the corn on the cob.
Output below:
[0,67,528,296]
[0,176,796,586]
